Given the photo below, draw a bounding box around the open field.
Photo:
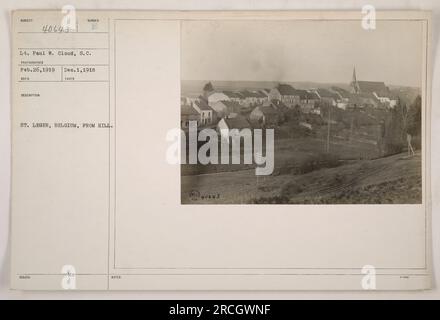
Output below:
[181,134,380,176]
[181,151,422,204]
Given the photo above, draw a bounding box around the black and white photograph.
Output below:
[181,20,424,204]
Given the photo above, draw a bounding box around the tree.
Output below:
[383,99,406,155]
[203,81,214,94]
[407,95,421,136]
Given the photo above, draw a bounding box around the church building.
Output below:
[350,67,397,108]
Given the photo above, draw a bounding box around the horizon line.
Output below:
[181,79,421,89]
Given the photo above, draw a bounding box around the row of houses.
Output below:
[223,89,269,107]
[181,83,321,129]
[266,68,398,111]
[181,68,399,130]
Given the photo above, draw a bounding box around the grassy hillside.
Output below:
[181,151,421,204]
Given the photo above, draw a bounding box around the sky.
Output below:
[181,20,424,87]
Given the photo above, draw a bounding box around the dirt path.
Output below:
[181,151,422,204]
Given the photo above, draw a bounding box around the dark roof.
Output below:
[305,91,320,100]
[316,88,339,99]
[357,81,390,97]
[181,105,199,116]
[237,90,253,98]
[224,115,250,130]
[275,84,298,96]
[220,100,241,112]
[239,90,264,98]
[347,92,379,105]
[223,91,242,99]
[331,86,351,98]
[255,90,267,98]
[194,97,212,111]
[259,105,278,115]
[293,89,309,100]
[274,85,313,99]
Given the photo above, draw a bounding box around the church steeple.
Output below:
[350,66,360,93]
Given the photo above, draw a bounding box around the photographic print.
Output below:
[10,10,431,292]
[180,20,423,204]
